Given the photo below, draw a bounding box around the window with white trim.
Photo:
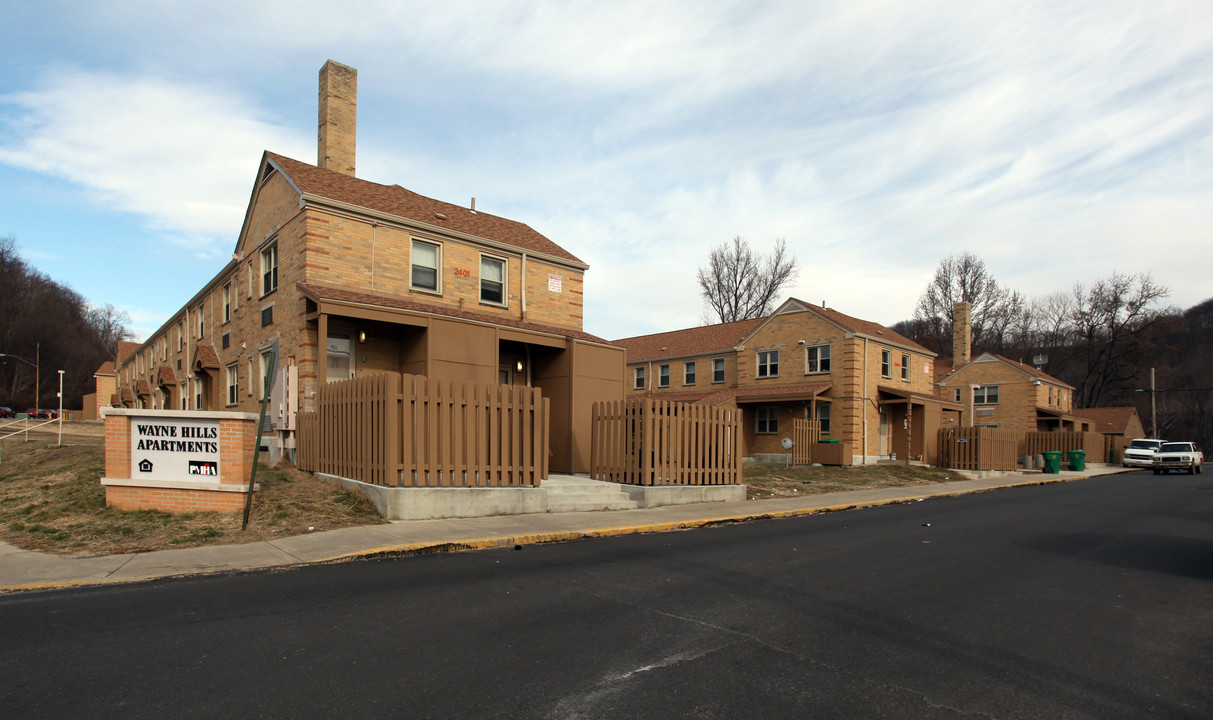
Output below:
[326,334,352,382]
[658,363,670,388]
[259,350,274,399]
[261,242,278,296]
[179,381,188,410]
[226,363,239,406]
[411,239,440,292]
[805,344,830,374]
[954,388,961,403]
[480,255,505,305]
[757,350,779,378]
[712,358,726,383]
[634,366,646,390]
[756,407,778,434]
[974,385,999,404]
[881,349,891,377]
[901,353,910,381]
[684,361,696,385]
[222,283,231,323]
[816,404,831,434]
[196,304,205,338]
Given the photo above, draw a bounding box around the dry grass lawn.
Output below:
[0,423,386,557]
[744,461,963,500]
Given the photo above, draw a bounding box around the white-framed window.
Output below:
[480,255,506,305]
[816,404,831,434]
[805,344,830,374]
[974,385,999,404]
[247,260,254,298]
[633,366,646,390]
[223,283,231,323]
[179,381,188,410]
[193,378,202,410]
[259,350,274,399]
[261,242,278,296]
[712,358,726,383]
[684,361,696,385]
[196,304,205,338]
[757,350,779,378]
[658,363,670,388]
[901,353,910,382]
[178,321,184,351]
[756,406,778,434]
[1048,387,1055,405]
[248,357,255,397]
[411,239,440,292]
[226,363,239,406]
[881,349,891,377]
[954,388,962,403]
[326,333,352,382]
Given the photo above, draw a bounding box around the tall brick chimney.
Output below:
[952,301,972,366]
[318,60,357,177]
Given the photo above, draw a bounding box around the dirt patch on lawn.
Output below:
[0,429,386,557]
[744,462,964,500]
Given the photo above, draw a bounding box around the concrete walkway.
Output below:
[0,465,1131,593]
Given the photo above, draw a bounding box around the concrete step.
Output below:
[543,486,641,512]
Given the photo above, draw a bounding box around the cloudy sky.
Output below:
[2,1,1210,342]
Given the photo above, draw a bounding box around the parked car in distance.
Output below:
[1123,438,1165,468]
[1152,442,1203,475]
[24,408,57,419]
[0,406,14,418]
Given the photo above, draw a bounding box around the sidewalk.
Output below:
[0,465,1130,593]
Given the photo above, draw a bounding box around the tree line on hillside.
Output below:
[0,235,132,412]
[696,241,1209,449]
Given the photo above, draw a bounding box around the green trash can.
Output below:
[1066,450,1086,472]
[817,438,839,444]
[1042,451,1062,474]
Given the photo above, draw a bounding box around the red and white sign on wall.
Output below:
[548,273,562,292]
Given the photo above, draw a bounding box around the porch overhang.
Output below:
[877,385,957,409]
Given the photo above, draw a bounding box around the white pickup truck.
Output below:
[1151,442,1204,475]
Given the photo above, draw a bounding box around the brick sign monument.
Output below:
[101,408,260,512]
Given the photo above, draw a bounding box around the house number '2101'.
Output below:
[454,268,471,278]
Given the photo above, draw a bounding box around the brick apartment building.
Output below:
[616,298,961,465]
[110,61,625,473]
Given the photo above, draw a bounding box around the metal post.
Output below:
[57,370,64,447]
[242,345,278,531]
[1150,367,1157,438]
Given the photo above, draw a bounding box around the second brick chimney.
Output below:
[318,60,357,177]
[952,301,972,366]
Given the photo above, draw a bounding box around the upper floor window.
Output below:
[974,385,999,404]
[954,388,961,403]
[633,366,646,390]
[247,260,255,298]
[226,364,239,406]
[1048,387,1055,405]
[684,361,696,386]
[712,358,726,383]
[177,321,184,351]
[805,345,830,374]
[196,304,205,338]
[757,350,779,378]
[901,353,910,381]
[880,349,891,378]
[222,283,232,323]
[756,407,778,434]
[411,239,440,292]
[261,242,278,296]
[480,255,505,305]
[658,363,670,388]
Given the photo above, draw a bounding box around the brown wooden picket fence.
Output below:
[297,373,549,487]
[937,427,1021,471]
[1021,431,1105,461]
[590,398,742,486]
[791,419,821,464]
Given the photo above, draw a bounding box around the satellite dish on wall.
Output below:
[1032,354,1048,367]
[781,437,795,450]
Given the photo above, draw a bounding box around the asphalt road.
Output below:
[2,470,1210,719]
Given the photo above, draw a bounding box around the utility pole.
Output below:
[1150,367,1157,439]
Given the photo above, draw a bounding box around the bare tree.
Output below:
[697,236,799,323]
[910,251,1025,356]
[1069,272,1171,408]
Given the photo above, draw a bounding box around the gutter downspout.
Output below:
[521,253,528,321]
[862,337,868,465]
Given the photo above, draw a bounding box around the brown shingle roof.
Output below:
[298,283,614,345]
[117,341,139,364]
[194,344,221,370]
[613,318,766,362]
[156,365,177,387]
[698,381,832,406]
[990,354,1073,388]
[806,302,931,354]
[1072,406,1141,433]
[267,153,582,265]
[95,361,115,376]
